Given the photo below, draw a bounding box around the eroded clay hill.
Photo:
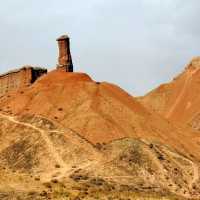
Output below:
[0,70,200,159]
[1,70,200,199]
[140,57,200,131]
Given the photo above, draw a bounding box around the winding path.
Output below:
[0,113,67,169]
[166,149,199,188]
[0,113,99,181]
[0,113,199,189]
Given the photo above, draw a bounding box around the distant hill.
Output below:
[140,57,200,131]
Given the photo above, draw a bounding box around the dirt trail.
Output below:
[191,164,199,187]
[0,113,67,170]
[166,149,199,188]
[141,140,199,190]
[0,113,100,181]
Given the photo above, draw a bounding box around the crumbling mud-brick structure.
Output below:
[0,34,73,97]
[57,35,73,72]
[0,66,47,96]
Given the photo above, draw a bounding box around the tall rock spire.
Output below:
[57,35,73,72]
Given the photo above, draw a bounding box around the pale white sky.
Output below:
[0,0,199,95]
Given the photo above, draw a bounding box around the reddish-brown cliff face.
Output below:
[57,35,73,72]
[0,70,200,159]
[0,66,47,97]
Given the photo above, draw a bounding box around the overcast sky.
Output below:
[0,0,199,96]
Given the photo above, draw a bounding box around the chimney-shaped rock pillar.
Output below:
[57,35,73,72]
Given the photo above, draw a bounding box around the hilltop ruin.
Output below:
[0,35,73,96]
[57,35,73,72]
[0,66,47,96]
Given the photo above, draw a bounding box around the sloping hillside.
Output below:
[0,70,200,159]
[1,70,200,199]
[0,113,199,199]
[140,57,200,131]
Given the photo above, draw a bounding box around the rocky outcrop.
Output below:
[56,35,73,72]
[0,34,74,97]
[0,66,47,96]
[186,57,200,70]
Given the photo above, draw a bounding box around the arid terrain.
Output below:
[0,62,200,199]
[140,57,200,129]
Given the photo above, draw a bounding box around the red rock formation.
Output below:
[0,35,74,97]
[2,70,200,161]
[0,66,47,96]
[57,35,73,72]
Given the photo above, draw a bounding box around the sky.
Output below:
[0,0,200,96]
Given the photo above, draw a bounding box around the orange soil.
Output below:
[1,69,200,159]
[141,57,200,126]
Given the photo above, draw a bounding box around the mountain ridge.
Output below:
[140,57,200,130]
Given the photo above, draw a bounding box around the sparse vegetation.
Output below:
[55,164,61,168]
[58,108,63,111]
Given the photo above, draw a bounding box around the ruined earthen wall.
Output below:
[0,67,47,96]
